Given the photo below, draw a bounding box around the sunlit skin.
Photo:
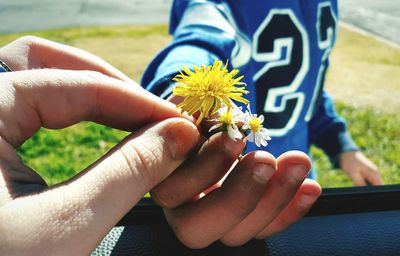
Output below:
[0,37,323,255]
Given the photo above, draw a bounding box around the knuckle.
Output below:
[287,175,303,186]
[222,183,261,218]
[150,187,177,208]
[15,35,40,46]
[119,139,162,187]
[228,195,256,218]
[81,70,108,84]
[274,200,289,213]
[278,174,303,188]
[78,71,109,119]
[14,36,45,56]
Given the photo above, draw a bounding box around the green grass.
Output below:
[16,103,400,187]
[1,25,399,187]
[17,123,128,185]
[0,25,168,45]
[314,103,400,187]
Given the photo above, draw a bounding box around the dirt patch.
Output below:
[72,34,171,82]
[326,26,400,115]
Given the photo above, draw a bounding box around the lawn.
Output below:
[1,25,399,188]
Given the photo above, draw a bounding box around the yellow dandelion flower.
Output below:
[172,60,249,126]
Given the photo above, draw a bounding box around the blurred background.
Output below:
[0,0,399,187]
[1,0,399,45]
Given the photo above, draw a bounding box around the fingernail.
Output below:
[252,163,274,184]
[165,121,198,159]
[299,194,318,205]
[288,164,309,181]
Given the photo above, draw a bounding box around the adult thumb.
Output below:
[65,117,199,228]
[87,117,198,196]
[0,118,199,255]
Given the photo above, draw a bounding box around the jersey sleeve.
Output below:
[308,91,359,167]
[141,0,239,98]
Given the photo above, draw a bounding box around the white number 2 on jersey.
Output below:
[252,3,336,137]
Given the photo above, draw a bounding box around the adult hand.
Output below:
[0,36,322,253]
[340,151,384,186]
[150,99,322,248]
[0,37,200,255]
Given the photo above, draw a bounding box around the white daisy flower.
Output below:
[242,106,271,147]
[209,103,244,141]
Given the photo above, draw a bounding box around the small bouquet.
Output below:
[172,60,271,147]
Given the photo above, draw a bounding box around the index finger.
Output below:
[0,69,184,147]
[0,36,134,83]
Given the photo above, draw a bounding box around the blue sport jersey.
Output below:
[142,0,359,178]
